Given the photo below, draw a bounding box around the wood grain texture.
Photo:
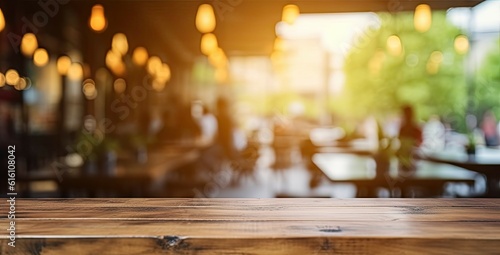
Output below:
[1,199,500,254]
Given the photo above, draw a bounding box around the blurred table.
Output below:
[313,153,478,197]
[1,198,499,254]
[418,147,500,197]
[18,143,201,197]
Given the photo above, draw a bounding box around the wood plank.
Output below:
[8,220,500,239]
[2,238,498,255]
[13,198,500,207]
[1,199,499,254]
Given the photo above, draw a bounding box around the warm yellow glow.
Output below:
[270,51,283,63]
[430,51,443,63]
[201,33,218,55]
[196,4,216,33]
[83,82,97,100]
[111,62,126,77]
[414,4,432,33]
[215,68,228,83]
[14,78,27,91]
[274,37,285,52]
[132,47,149,66]
[147,56,162,75]
[386,35,403,56]
[155,63,171,83]
[33,48,49,67]
[454,35,469,55]
[112,33,128,56]
[208,48,227,67]
[114,78,126,93]
[89,4,107,32]
[56,56,72,75]
[106,49,122,69]
[369,50,386,75]
[426,51,442,74]
[426,62,439,74]
[0,8,5,32]
[152,79,166,92]
[0,73,5,87]
[21,33,38,57]
[282,4,300,25]
[68,63,83,81]
[5,69,19,86]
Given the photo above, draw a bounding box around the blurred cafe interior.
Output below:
[0,0,499,199]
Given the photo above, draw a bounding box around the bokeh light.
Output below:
[196,4,216,33]
[454,35,469,55]
[5,69,19,86]
[386,35,403,56]
[114,78,127,93]
[200,33,218,56]
[33,48,49,67]
[89,4,107,32]
[68,63,83,81]
[21,33,38,57]
[57,56,72,75]
[0,8,5,32]
[0,73,5,87]
[112,33,129,56]
[132,47,149,66]
[282,4,300,25]
[414,4,432,33]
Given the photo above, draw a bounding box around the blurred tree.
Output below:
[342,12,467,123]
[474,40,500,119]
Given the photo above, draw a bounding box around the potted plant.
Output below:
[465,132,476,159]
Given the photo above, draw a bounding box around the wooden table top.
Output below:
[1,198,500,254]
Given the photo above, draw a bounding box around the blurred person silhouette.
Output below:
[481,110,499,147]
[397,105,422,175]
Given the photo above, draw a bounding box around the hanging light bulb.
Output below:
[89,4,107,32]
[33,48,49,67]
[454,35,469,55]
[386,35,403,56]
[282,4,300,25]
[414,4,431,33]
[111,33,128,56]
[0,8,5,32]
[200,33,218,55]
[132,47,148,66]
[21,33,38,57]
[196,4,216,33]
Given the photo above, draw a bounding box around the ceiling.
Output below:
[16,0,485,63]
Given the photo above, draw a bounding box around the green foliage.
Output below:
[474,40,500,118]
[342,12,467,122]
